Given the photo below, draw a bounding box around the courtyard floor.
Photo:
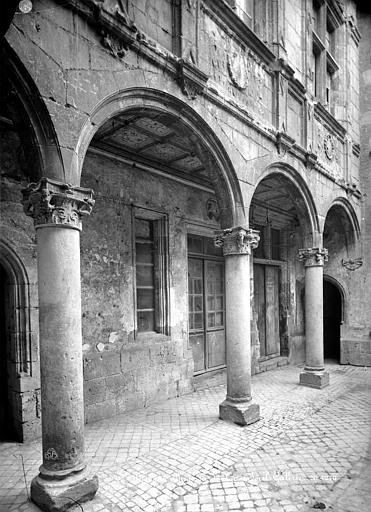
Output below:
[0,362,370,512]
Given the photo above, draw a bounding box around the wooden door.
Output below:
[254,264,280,357]
[188,257,225,373]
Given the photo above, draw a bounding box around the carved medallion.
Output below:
[324,134,335,160]
[341,258,363,271]
[227,52,248,90]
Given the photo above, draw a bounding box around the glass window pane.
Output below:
[207,279,215,294]
[215,296,223,310]
[215,312,224,327]
[194,279,203,294]
[208,313,215,328]
[137,289,155,309]
[136,243,153,263]
[194,296,203,312]
[194,313,203,330]
[135,218,152,239]
[187,236,203,254]
[137,310,155,332]
[205,237,223,257]
[207,296,215,311]
[189,313,194,330]
[215,279,223,294]
[136,265,154,286]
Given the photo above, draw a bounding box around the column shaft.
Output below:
[22,178,98,511]
[304,264,325,371]
[299,247,329,389]
[215,227,260,426]
[225,254,252,401]
[37,226,85,473]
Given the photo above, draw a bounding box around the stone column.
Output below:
[22,178,98,511]
[215,227,260,426]
[299,247,329,389]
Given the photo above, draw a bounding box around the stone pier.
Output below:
[22,178,98,511]
[215,227,260,426]
[299,247,329,389]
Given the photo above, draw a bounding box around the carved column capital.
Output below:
[215,227,260,256]
[22,178,94,231]
[299,247,328,267]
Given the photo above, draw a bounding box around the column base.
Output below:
[219,399,260,426]
[299,369,329,389]
[31,466,98,512]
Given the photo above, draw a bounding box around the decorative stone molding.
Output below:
[206,198,220,222]
[305,151,318,170]
[22,178,95,231]
[276,131,295,155]
[299,247,328,267]
[323,133,335,160]
[176,59,209,99]
[342,258,363,271]
[215,227,260,256]
[227,52,249,90]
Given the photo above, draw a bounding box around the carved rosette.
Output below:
[299,247,328,267]
[215,227,260,256]
[22,178,95,231]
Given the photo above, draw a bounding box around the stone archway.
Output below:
[72,88,245,228]
[249,167,319,370]
[76,88,259,427]
[323,199,360,366]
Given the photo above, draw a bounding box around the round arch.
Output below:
[71,87,245,228]
[0,241,34,441]
[0,240,31,375]
[323,275,344,361]
[0,40,63,181]
[323,197,360,246]
[249,162,320,245]
[323,274,346,323]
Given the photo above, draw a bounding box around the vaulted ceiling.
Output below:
[250,175,299,230]
[91,111,212,187]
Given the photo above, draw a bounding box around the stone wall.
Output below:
[80,150,219,421]
[355,9,371,366]
[0,130,41,441]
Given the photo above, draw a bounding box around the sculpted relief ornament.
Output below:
[227,52,249,90]
[299,247,328,267]
[22,178,95,230]
[215,227,260,256]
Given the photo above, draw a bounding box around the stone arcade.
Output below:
[0,0,370,510]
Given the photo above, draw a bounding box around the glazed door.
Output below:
[254,264,280,357]
[188,258,225,373]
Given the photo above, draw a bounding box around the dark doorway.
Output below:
[0,264,15,440]
[323,280,342,361]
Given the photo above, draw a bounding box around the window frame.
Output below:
[311,0,341,114]
[132,207,170,337]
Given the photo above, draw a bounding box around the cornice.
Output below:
[201,0,276,66]
[327,1,346,28]
[346,14,361,46]
[314,102,346,140]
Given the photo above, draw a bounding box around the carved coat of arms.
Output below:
[227,52,248,90]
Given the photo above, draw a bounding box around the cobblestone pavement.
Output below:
[0,363,370,512]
